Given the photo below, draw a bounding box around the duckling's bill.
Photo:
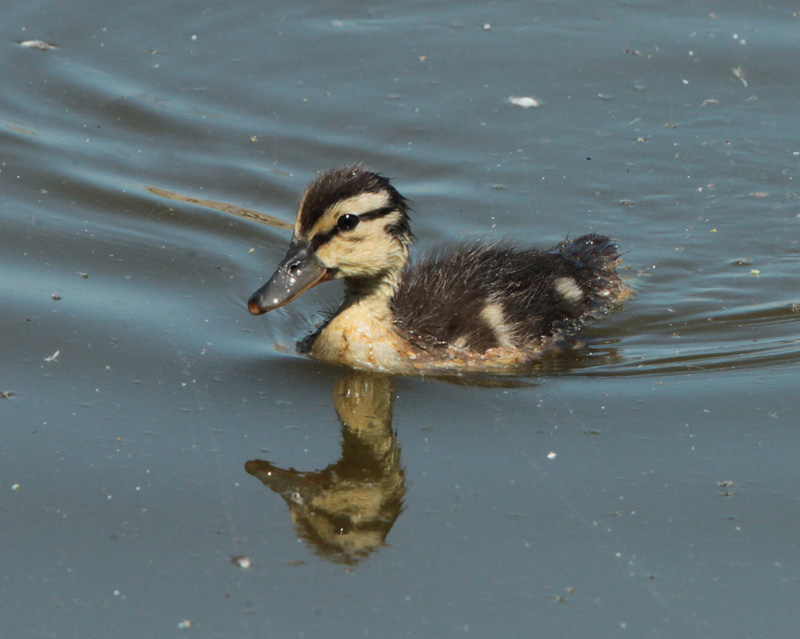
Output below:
[247,239,332,315]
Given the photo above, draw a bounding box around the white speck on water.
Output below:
[20,40,56,51]
[508,96,542,108]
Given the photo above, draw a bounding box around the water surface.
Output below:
[2,1,799,638]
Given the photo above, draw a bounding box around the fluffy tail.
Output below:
[552,233,630,310]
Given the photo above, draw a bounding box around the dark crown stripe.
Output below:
[298,166,403,235]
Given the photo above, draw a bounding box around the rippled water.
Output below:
[3,1,799,638]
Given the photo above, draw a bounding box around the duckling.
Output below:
[247,165,628,374]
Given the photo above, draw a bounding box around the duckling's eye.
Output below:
[337,213,360,231]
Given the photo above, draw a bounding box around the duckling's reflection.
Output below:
[245,372,404,565]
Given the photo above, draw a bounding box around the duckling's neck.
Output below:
[308,268,413,372]
[341,268,402,320]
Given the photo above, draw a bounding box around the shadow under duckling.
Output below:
[248,165,630,374]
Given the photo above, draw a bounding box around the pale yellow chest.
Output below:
[308,302,416,373]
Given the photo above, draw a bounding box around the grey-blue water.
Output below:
[2,1,799,637]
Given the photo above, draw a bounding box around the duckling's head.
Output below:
[248,165,412,315]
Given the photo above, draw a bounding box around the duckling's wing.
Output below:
[392,236,623,353]
[393,243,516,352]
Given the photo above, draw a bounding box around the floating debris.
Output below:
[146,186,293,230]
[718,480,735,497]
[43,349,60,363]
[177,619,195,629]
[231,555,252,569]
[732,66,748,87]
[508,96,542,109]
[51,293,61,301]
[19,40,56,51]
[1,391,16,399]
[547,451,557,460]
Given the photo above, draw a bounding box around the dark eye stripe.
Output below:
[309,206,397,250]
[356,205,396,222]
